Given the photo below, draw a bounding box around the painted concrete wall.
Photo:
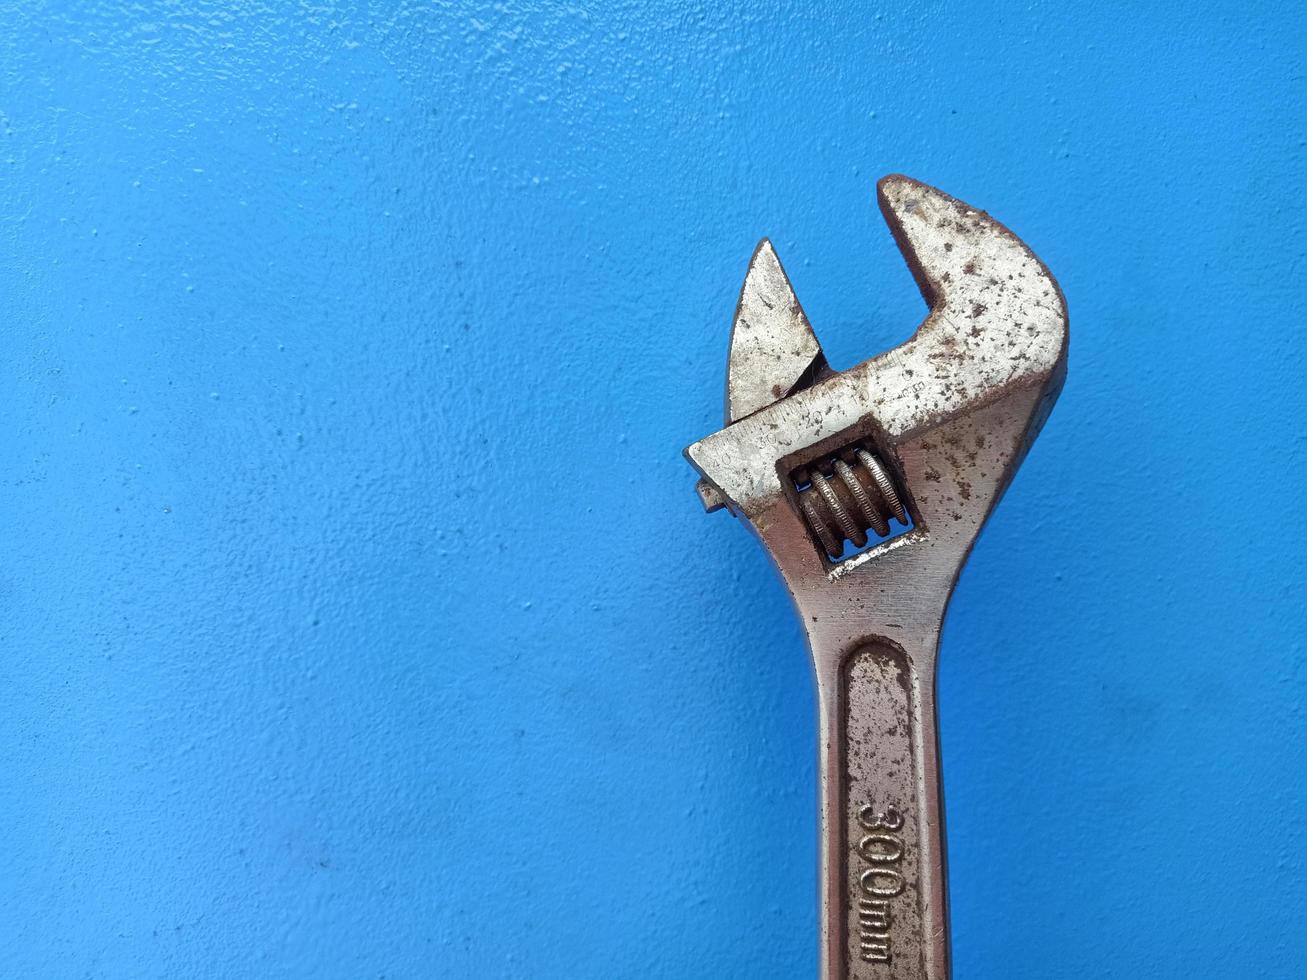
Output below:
[2,2,1304,977]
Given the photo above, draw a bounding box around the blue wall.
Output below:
[3,3,1304,977]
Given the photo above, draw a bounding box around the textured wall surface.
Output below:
[2,2,1304,977]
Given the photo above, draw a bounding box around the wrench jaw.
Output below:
[685,176,1067,980]
[724,238,829,425]
[686,174,1067,621]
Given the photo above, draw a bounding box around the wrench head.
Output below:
[686,175,1067,632]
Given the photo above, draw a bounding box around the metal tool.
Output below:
[684,176,1067,979]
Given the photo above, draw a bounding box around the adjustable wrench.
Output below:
[684,176,1067,979]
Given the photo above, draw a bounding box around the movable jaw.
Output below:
[685,175,1068,658]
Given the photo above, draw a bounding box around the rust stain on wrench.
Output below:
[684,176,1068,979]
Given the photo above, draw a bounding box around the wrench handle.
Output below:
[820,642,949,980]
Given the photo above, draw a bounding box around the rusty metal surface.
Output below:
[725,239,827,423]
[684,175,1067,980]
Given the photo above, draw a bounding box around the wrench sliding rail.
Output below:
[684,176,1068,979]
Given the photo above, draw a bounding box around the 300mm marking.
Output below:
[844,646,924,978]
[854,804,905,963]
